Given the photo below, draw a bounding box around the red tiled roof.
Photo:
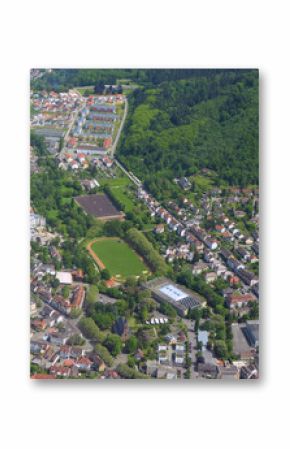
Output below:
[31,374,56,379]
[228,293,256,304]
[63,359,75,367]
[77,357,91,366]
[71,285,84,308]
[105,278,117,288]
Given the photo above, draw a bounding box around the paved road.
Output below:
[182,318,199,377]
[110,96,128,157]
[112,353,128,369]
[114,158,142,186]
[63,94,85,147]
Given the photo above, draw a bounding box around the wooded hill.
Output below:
[117,69,258,189]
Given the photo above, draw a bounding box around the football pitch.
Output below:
[89,238,148,278]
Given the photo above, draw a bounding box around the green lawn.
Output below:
[190,175,214,192]
[91,238,148,278]
[101,176,131,187]
[100,177,136,213]
[110,186,135,212]
[76,86,94,95]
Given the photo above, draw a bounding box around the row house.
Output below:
[236,246,251,262]
[237,268,259,286]
[228,257,245,272]
[71,285,85,309]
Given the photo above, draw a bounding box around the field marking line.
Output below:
[86,240,106,271]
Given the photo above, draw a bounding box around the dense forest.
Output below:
[31,68,224,91]
[118,69,258,187]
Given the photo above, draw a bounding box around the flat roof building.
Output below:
[56,271,73,285]
[143,277,204,316]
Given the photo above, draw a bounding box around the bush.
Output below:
[214,340,228,359]
[70,308,82,319]
[78,317,101,340]
[124,336,138,354]
[101,269,111,280]
[95,344,114,367]
[116,363,149,379]
[86,285,99,303]
[126,228,167,274]
[104,333,122,357]
[67,334,85,346]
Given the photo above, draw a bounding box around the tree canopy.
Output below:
[118,70,258,188]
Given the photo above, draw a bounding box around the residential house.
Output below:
[31,319,47,331]
[76,357,93,371]
[222,287,234,298]
[240,364,258,379]
[177,225,186,237]
[204,250,214,263]
[220,248,232,261]
[154,224,165,234]
[244,235,254,245]
[219,364,239,380]
[215,224,226,233]
[237,268,259,286]
[228,258,244,272]
[89,354,106,372]
[59,345,71,359]
[102,156,113,168]
[252,283,259,298]
[146,360,177,379]
[253,243,259,255]
[72,269,84,282]
[69,160,79,170]
[192,261,208,275]
[165,335,178,345]
[70,347,85,359]
[205,272,217,284]
[226,293,256,309]
[234,210,246,218]
[49,365,72,377]
[198,363,219,379]
[252,231,259,242]
[158,345,169,364]
[244,320,259,348]
[236,246,250,262]
[174,351,184,366]
[178,177,192,191]
[204,238,218,250]
[49,332,70,346]
[215,263,227,277]
[71,285,85,309]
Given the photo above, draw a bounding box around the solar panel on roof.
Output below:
[159,284,188,301]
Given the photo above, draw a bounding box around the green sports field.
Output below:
[90,238,148,278]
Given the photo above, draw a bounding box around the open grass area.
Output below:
[90,238,149,278]
[100,176,136,213]
[101,176,131,187]
[190,175,214,191]
[76,86,94,95]
[109,185,135,212]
